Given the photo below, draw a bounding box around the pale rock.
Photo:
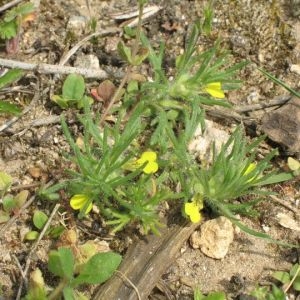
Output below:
[196,216,234,259]
[277,212,300,231]
[188,120,230,163]
[190,231,201,249]
[290,64,300,75]
[67,16,88,36]
[74,54,100,70]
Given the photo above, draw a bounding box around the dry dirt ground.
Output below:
[0,0,299,299]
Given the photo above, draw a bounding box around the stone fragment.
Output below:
[67,16,88,36]
[277,212,300,231]
[188,120,230,163]
[290,64,300,75]
[261,97,300,154]
[74,54,100,70]
[193,216,234,259]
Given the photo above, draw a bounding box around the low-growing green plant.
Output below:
[272,263,300,293]
[24,210,64,241]
[50,99,177,234]
[51,74,93,109]
[0,171,30,223]
[250,284,286,300]
[0,189,28,223]
[175,126,295,246]
[0,69,24,115]
[0,1,35,53]
[194,287,226,300]
[41,0,297,246]
[24,247,121,300]
[138,22,247,149]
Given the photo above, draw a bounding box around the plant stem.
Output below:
[48,278,69,300]
[99,2,145,126]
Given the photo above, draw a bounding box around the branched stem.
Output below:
[99,2,145,126]
[48,278,69,300]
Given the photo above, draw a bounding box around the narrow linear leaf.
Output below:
[0,69,23,89]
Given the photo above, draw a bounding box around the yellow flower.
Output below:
[203,82,225,98]
[184,194,204,223]
[136,151,158,174]
[70,194,93,214]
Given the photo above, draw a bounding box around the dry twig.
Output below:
[58,28,120,66]
[0,58,108,79]
[0,86,40,133]
[0,0,22,13]
[15,203,61,300]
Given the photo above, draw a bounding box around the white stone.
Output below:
[188,120,230,163]
[196,216,234,259]
[277,212,300,231]
[67,16,88,36]
[74,54,100,70]
[290,64,300,76]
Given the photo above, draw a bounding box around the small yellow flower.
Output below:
[184,194,204,223]
[136,151,158,174]
[203,82,225,98]
[70,194,93,214]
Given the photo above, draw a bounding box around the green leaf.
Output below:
[0,20,17,39]
[132,47,149,66]
[272,271,290,284]
[33,210,48,230]
[77,95,93,109]
[0,210,10,223]
[4,2,35,22]
[24,268,47,300]
[14,190,29,208]
[3,195,16,212]
[47,225,65,238]
[71,252,121,286]
[292,276,300,291]
[206,292,226,300]
[0,69,23,89]
[48,247,74,280]
[62,74,85,100]
[24,231,39,241]
[117,41,132,64]
[51,95,69,109]
[0,101,21,115]
[290,263,300,277]
[0,171,12,191]
[63,286,75,300]
[258,67,300,98]
[269,284,285,300]
[255,172,294,186]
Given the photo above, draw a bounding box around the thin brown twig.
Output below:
[12,254,26,279]
[15,203,61,300]
[235,95,291,113]
[115,270,142,300]
[284,264,300,293]
[0,86,40,133]
[0,0,22,13]
[10,182,42,191]
[0,180,54,237]
[99,3,145,126]
[58,28,120,66]
[269,194,299,215]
